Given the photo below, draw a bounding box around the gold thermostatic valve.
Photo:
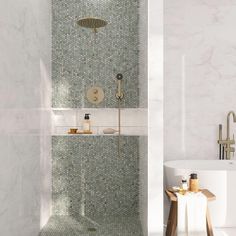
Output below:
[86,86,104,104]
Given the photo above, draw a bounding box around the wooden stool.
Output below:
[165,189,216,236]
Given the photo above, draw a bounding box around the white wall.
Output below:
[0,0,51,235]
[165,0,236,162]
[148,0,163,235]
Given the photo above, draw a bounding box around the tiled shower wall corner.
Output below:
[52,136,140,221]
[52,0,139,108]
[138,0,148,234]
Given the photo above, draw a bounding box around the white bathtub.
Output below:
[164,160,236,228]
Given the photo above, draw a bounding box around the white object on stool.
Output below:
[177,192,207,236]
[177,193,188,236]
[187,192,207,236]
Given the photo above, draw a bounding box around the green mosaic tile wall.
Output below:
[52,136,140,220]
[52,0,139,108]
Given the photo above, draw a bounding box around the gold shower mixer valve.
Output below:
[86,86,104,104]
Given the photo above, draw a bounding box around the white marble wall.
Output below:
[0,0,51,235]
[40,61,52,228]
[148,0,163,235]
[164,0,236,162]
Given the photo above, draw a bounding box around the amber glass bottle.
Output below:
[189,173,199,192]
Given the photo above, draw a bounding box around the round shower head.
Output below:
[116,74,123,80]
[77,17,107,32]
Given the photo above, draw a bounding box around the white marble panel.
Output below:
[52,110,77,127]
[0,135,41,236]
[165,0,236,163]
[148,0,163,235]
[0,0,51,235]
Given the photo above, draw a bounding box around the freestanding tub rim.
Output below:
[164,159,236,171]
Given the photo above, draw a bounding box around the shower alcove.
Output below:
[40,0,148,235]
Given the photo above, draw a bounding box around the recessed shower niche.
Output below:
[40,0,148,235]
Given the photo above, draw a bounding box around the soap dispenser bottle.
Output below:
[83,114,91,133]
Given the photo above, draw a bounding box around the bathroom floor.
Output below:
[40,215,143,236]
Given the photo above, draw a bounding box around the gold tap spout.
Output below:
[224,111,236,160]
[227,111,236,140]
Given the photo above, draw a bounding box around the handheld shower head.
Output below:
[116,74,123,80]
[116,74,124,99]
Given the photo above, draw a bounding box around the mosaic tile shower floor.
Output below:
[41,137,143,235]
[40,215,143,236]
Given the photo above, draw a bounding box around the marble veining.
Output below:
[0,0,52,235]
[165,0,236,162]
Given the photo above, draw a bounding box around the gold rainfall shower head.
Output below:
[77,17,107,33]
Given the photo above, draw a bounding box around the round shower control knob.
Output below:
[86,86,104,105]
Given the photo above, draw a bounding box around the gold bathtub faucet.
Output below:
[218,111,236,160]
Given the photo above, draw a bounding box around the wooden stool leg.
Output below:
[206,206,214,236]
[166,201,177,236]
